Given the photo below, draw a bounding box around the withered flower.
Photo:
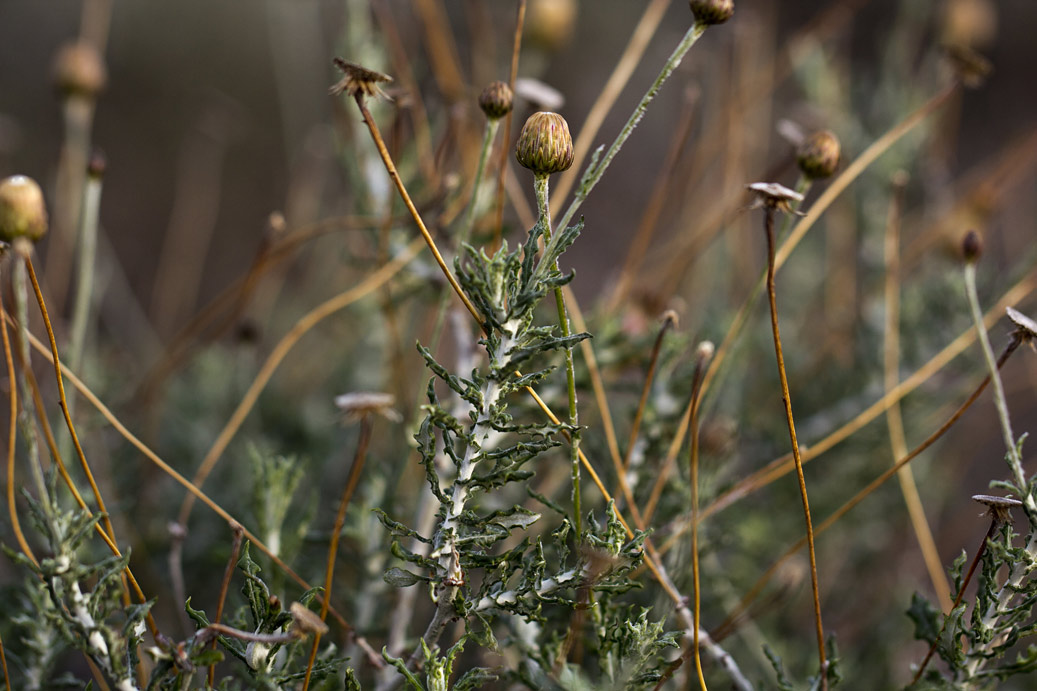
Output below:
[335,391,401,423]
[746,182,805,216]
[329,58,393,100]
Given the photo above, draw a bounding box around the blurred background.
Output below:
[2,0,1037,686]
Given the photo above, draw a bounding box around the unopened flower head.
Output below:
[516,112,574,176]
[479,81,514,120]
[797,130,841,179]
[689,0,734,25]
[329,58,393,100]
[53,41,107,99]
[962,229,983,263]
[746,182,805,216]
[0,175,49,243]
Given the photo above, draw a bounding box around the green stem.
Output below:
[535,173,581,537]
[553,21,706,236]
[462,118,500,247]
[963,262,1030,498]
[10,252,52,518]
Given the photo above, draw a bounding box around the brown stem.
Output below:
[711,337,1019,642]
[763,207,827,685]
[208,522,244,688]
[911,520,998,684]
[1,296,36,566]
[353,94,482,325]
[303,416,374,690]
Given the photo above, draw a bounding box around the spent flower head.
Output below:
[516,111,574,176]
[0,175,49,243]
[746,181,805,216]
[335,391,401,423]
[329,58,393,100]
[972,494,1023,526]
[1006,306,1037,350]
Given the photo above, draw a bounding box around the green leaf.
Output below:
[384,567,424,588]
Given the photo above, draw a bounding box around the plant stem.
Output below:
[553,21,707,236]
[762,207,827,684]
[304,415,374,691]
[963,262,1030,500]
[10,249,52,519]
[534,173,581,537]
[911,518,998,684]
[462,118,500,247]
[688,347,709,691]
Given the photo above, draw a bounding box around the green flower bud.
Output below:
[515,112,574,176]
[796,130,840,179]
[0,175,48,243]
[689,0,734,26]
[479,81,514,120]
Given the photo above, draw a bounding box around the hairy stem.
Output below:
[535,173,581,537]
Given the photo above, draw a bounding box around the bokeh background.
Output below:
[2,0,1037,687]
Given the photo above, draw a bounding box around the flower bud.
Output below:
[526,0,578,51]
[796,130,840,179]
[689,0,734,26]
[0,175,48,243]
[515,112,574,176]
[479,81,514,120]
[88,149,107,178]
[52,41,107,99]
[962,229,983,263]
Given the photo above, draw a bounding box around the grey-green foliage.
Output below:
[7,490,151,690]
[908,440,1037,689]
[377,219,676,685]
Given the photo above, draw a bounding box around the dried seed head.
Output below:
[289,602,329,638]
[962,229,983,263]
[746,181,805,216]
[515,112,574,176]
[478,80,514,120]
[796,130,841,179]
[689,0,734,25]
[329,58,393,100]
[53,41,107,99]
[0,175,48,243]
[526,0,578,51]
[1006,306,1037,349]
[514,77,565,112]
[972,494,1023,525]
[335,391,401,423]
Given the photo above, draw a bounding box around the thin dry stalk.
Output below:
[712,337,1019,641]
[882,172,952,611]
[14,322,382,666]
[175,237,422,528]
[698,268,1037,524]
[761,207,827,684]
[303,416,374,691]
[208,523,244,688]
[622,311,677,476]
[1,299,37,567]
[24,252,119,547]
